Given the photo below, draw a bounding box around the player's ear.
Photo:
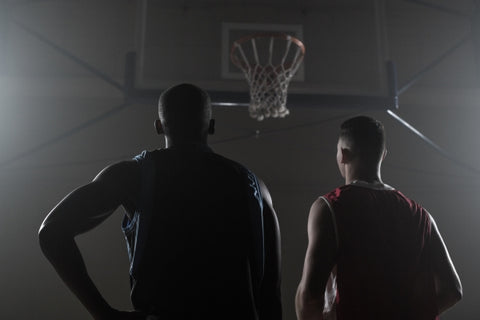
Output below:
[208,119,215,135]
[154,119,164,135]
[340,147,353,163]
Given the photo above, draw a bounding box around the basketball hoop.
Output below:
[231,33,305,121]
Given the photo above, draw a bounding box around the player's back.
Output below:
[322,182,438,320]
[123,146,261,319]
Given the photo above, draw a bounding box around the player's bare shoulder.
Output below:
[309,197,332,223]
[93,159,142,201]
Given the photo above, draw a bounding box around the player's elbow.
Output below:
[38,223,54,251]
[451,284,463,304]
[38,222,64,256]
[295,284,324,319]
[437,285,463,315]
[447,285,463,307]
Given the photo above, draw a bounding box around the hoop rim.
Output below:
[232,32,305,53]
[230,32,306,69]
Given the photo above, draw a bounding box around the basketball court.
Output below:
[0,0,478,318]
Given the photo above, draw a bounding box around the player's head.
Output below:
[337,116,386,175]
[156,83,214,141]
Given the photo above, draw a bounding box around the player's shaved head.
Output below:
[158,83,212,139]
[339,116,386,164]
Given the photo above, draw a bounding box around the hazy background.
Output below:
[0,0,478,319]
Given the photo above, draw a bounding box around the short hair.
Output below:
[158,83,212,138]
[339,116,386,162]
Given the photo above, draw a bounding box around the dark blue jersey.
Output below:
[122,146,264,319]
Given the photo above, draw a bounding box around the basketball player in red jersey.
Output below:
[296,116,462,319]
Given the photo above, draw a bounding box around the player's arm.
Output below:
[38,161,145,320]
[428,214,463,314]
[296,198,337,320]
[257,179,282,320]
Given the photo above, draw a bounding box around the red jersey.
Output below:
[322,181,438,320]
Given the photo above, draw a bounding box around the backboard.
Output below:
[126,0,399,113]
[133,0,389,95]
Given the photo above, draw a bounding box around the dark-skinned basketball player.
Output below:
[296,116,462,320]
[39,84,282,320]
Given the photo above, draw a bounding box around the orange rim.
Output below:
[230,33,305,69]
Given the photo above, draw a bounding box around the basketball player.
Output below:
[295,116,462,319]
[39,84,282,320]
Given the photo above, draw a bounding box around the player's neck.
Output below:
[164,136,208,149]
[345,165,382,185]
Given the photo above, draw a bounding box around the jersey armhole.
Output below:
[319,196,339,250]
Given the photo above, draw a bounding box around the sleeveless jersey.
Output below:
[122,147,264,319]
[322,182,438,320]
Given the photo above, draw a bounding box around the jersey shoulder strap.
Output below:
[241,167,265,300]
[121,150,157,279]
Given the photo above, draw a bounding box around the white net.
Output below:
[231,34,305,121]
